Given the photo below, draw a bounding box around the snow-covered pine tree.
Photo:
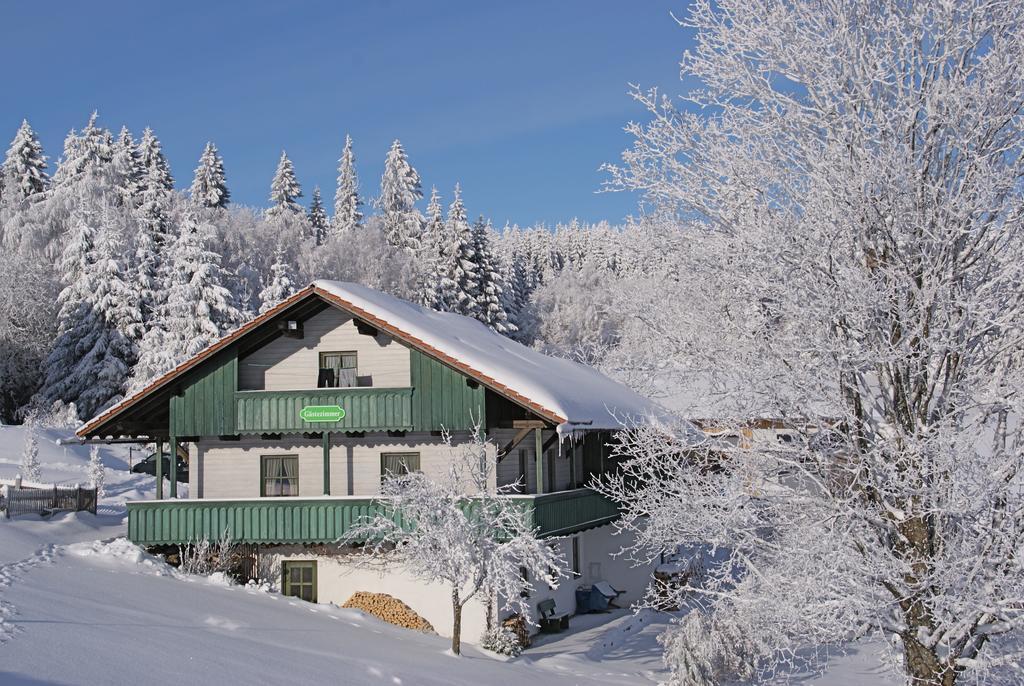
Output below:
[20,411,41,483]
[111,126,141,207]
[132,211,242,389]
[51,113,113,189]
[376,139,423,252]
[258,248,296,313]
[87,445,105,499]
[40,113,115,260]
[431,183,478,316]
[267,151,303,219]
[190,142,229,209]
[134,127,175,325]
[499,250,529,340]
[2,119,49,205]
[470,216,513,334]
[332,134,362,235]
[308,186,328,246]
[39,195,135,419]
[93,203,145,357]
[135,127,174,194]
[417,186,445,307]
[163,211,242,349]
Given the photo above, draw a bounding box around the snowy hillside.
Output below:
[0,424,901,685]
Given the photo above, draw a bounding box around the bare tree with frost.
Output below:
[20,411,41,483]
[599,1,1024,685]
[341,429,566,656]
[87,445,105,500]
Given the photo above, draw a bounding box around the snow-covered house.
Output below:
[77,281,671,640]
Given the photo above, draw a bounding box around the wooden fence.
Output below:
[1,485,98,519]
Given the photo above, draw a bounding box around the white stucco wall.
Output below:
[261,546,490,643]
[507,526,656,633]
[237,307,411,391]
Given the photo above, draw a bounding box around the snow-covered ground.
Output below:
[0,424,898,685]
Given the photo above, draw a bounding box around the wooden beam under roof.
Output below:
[497,427,533,463]
[511,419,547,429]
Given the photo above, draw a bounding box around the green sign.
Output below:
[299,405,346,423]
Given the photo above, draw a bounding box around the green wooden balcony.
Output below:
[234,388,414,434]
[125,488,619,546]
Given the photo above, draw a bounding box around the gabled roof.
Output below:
[77,282,669,438]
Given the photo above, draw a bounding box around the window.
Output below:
[282,561,316,603]
[380,452,420,480]
[318,351,358,388]
[261,455,299,496]
[572,536,581,577]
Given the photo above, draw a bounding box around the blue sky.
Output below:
[0,1,689,226]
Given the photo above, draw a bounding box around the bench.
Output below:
[537,598,570,633]
[593,581,626,608]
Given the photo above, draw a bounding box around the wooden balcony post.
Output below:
[169,436,178,499]
[155,439,164,500]
[323,432,331,495]
[535,427,544,494]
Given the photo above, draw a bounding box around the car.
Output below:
[131,453,189,483]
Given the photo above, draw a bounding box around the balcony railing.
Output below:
[125,488,619,546]
[234,387,413,433]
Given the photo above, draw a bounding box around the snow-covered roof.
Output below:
[314,281,669,433]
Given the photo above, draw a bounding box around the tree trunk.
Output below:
[451,589,462,655]
[902,634,957,686]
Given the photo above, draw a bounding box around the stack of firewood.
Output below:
[342,592,435,633]
[501,613,532,649]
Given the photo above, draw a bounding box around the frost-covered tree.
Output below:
[266,150,303,219]
[301,216,418,301]
[87,445,105,499]
[429,184,478,316]
[527,265,621,366]
[332,134,362,235]
[342,429,567,655]
[600,2,1024,684]
[20,412,41,483]
[2,119,48,205]
[470,217,512,334]
[190,142,229,209]
[308,186,328,246]
[376,139,423,251]
[258,248,296,313]
[0,249,57,422]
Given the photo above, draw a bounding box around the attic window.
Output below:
[466,379,480,389]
